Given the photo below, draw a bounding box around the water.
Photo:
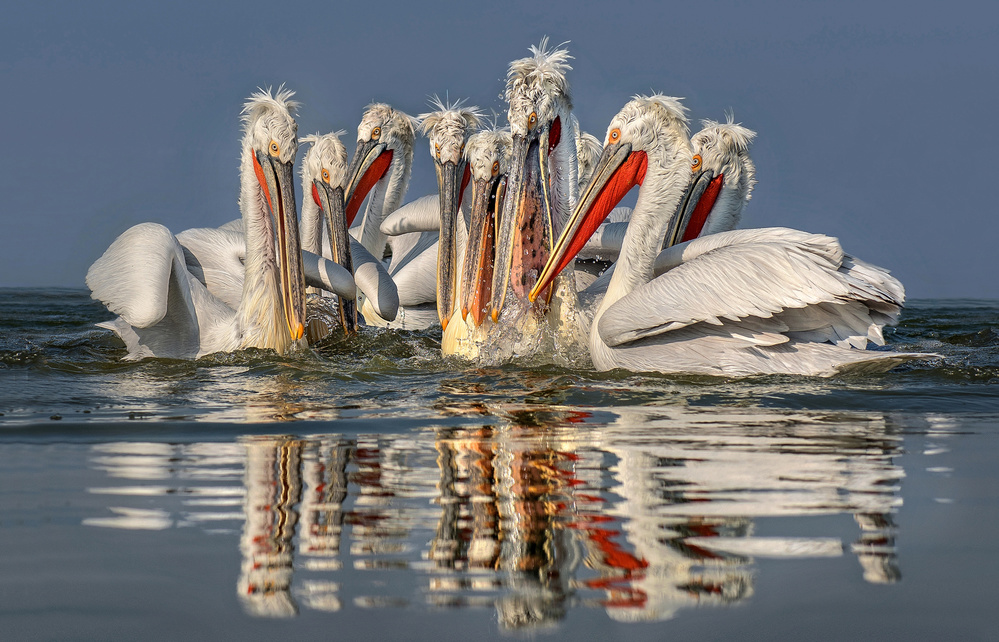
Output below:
[1,289,997,640]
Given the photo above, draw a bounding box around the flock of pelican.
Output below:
[87,39,929,377]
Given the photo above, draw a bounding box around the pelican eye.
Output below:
[491,161,500,176]
[269,141,280,156]
[528,112,538,129]
[691,154,702,171]
[321,168,331,183]
[609,128,621,144]
[435,143,440,159]
[371,127,381,140]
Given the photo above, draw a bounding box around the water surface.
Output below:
[1,289,997,640]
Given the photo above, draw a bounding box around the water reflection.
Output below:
[85,406,904,629]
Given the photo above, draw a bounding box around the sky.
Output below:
[2,0,997,298]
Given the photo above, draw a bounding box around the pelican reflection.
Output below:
[83,406,906,628]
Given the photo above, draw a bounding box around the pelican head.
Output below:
[300,131,357,333]
[344,103,417,229]
[490,38,575,321]
[239,87,307,351]
[670,117,758,244]
[459,128,512,326]
[531,95,693,301]
[418,97,483,328]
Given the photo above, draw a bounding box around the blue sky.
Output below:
[2,0,997,298]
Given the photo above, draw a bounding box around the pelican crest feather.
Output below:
[300,131,349,188]
[418,96,483,165]
[357,103,418,149]
[693,117,758,202]
[505,37,574,134]
[241,87,300,164]
[464,128,512,181]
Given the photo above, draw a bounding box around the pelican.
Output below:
[664,116,758,247]
[174,131,395,342]
[87,88,318,359]
[451,39,585,360]
[351,99,482,329]
[297,132,399,339]
[342,103,447,329]
[573,116,759,319]
[531,95,927,376]
[441,128,512,357]
[416,98,483,329]
[344,103,417,260]
[576,116,756,262]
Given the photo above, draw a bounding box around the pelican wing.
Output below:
[87,223,196,329]
[386,231,439,307]
[350,238,399,321]
[380,194,440,236]
[301,250,356,300]
[601,228,903,348]
[86,222,228,358]
[176,226,246,309]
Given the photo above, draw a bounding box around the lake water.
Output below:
[1,289,997,640]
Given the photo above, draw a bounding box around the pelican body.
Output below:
[87,89,310,360]
[533,95,927,377]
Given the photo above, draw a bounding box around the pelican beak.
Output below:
[253,149,306,343]
[459,174,505,326]
[490,118,560,321]
[530,141,648,302]
[435,159,469,330]
[344,138,393,227]
[313,179,358,334]
[664,169,723,248]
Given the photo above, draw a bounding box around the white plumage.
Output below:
[534,95,929,376]
[87,88,324,360]
[360,99,482,330]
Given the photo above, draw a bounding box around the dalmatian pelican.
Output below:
[441,127,512,357]
[416,98,483,328]
[577,116,757,263]
[173,131,396,342]
[297,132,398,338]
[87,88,319,359]
[350,99,482,329]
[343,103,417,260]
[669,116,758,245]
[440,38,584,361]
[342,102,455,329]
[531,95,927,376]
[573,116,760,320]
[490,39,579,318]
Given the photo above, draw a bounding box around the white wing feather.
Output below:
[87,223,195,330]
[350,238,399,321]
[380,194,440,235]
[385,231,439,307]
[86,222,236,359]
[176,226,246,310]
[602,228,902,348]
